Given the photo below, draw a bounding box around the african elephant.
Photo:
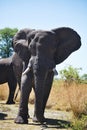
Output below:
[0,50,27,104]
[0,29,35,105]
[0,55,17,104]
[13,27,81,124]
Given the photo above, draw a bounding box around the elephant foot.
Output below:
[6,100,15,104]
[32,115,46,123]
[14,115,28,124]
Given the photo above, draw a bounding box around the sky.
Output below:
[0,0,87,77]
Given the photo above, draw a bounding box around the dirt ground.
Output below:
[0,100,72,130]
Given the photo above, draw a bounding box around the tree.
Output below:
[0,27,18,58]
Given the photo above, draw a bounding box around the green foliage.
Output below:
[82,74,87,80]
[71,115,87,130]
[81,74,87,84]
[0,27,18,58]
[59,65,82,84]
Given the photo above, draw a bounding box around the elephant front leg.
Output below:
[42,71,54,116]
[33,68,47,123]
[33,71,54,122]
[14,70,33,124]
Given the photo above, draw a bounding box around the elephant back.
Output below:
[0,56,13,83]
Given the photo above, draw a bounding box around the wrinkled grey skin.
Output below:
[12,28,54,123]
[0,56,16,104]
[0,51,26,104]
[0,54,19,104]
[13,27,81,124]
[12,53,23,91]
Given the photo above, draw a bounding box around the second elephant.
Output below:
[0,55,17,104]
[0,51,25,104]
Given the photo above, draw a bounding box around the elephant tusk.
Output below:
[22,66,31,75]
[14,87,20,101]
[53,68,58,75]
[22,60,32,75]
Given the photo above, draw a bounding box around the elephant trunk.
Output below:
[33,65,48,123]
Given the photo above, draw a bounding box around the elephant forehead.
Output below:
[35,31,56,46]
[29,30,57,59]
[32,33,56,53]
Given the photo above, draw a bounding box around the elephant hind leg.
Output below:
[6,78,17,104]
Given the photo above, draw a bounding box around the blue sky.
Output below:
[0,0,87,76]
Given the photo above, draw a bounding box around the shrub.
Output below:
[71,115,87,130]
[59,65,82,84]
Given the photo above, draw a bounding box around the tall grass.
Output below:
[47,80,70,110]
[1,80,87,129]
[0,80,87,119]
[0,83,9,100]
[64,81,87,118]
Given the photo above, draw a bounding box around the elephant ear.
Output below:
[27,30,37,44]
[13,40,31,61]
[52,27,81,64]
[12,28,35,48]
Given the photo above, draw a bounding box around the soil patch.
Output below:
[0,100,72,130]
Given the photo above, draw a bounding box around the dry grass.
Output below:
[47,80,87,118]
[47,80,70,110]
[0,80,87,118]
[0,83,9,100]
[64,82,87,117]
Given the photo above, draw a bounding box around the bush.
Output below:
[59,65,82,84]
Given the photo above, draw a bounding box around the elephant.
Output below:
[0,28,33,104]
[0,55,18,104]
[0,50,27,104]
[13,27,81,124]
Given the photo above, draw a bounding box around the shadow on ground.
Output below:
[46,118,70,128]
[0,101,71,129]
[29,118,70,129]
[0,113,71,129]
[0,113,7,120]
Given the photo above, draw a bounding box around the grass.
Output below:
[0,83,9,100]
[0,80,87,129]
[71,115,87,130]
[63,81,87,118]
[0,80,87,116]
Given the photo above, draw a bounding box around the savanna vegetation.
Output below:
[0,27,18,58]
[0,27,87,129]
[0,66,87,129]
